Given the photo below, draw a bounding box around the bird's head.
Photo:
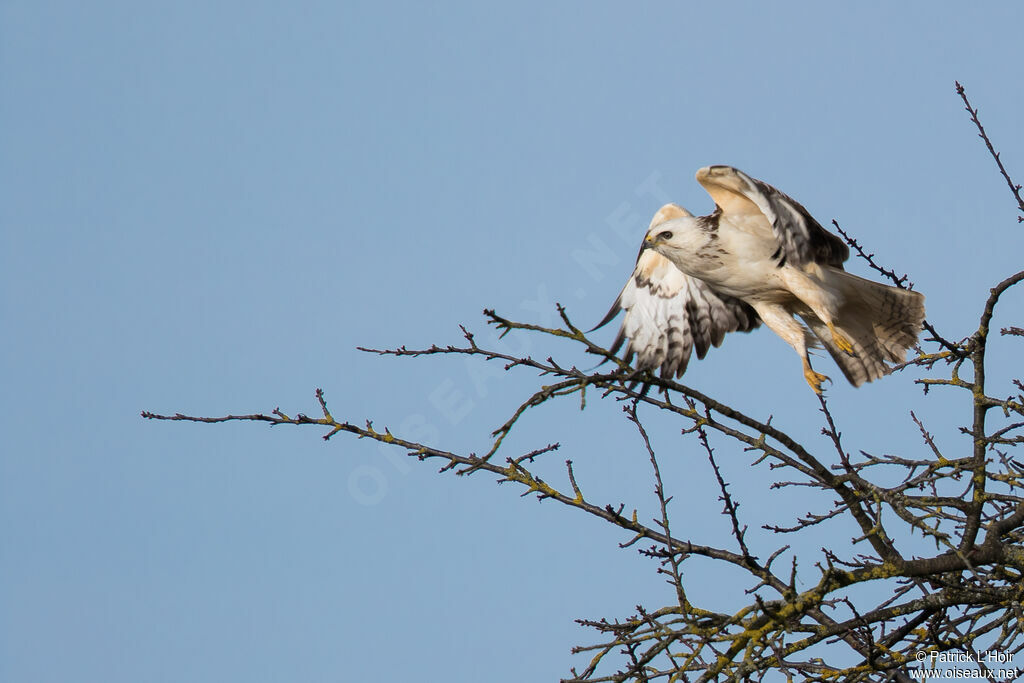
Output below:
[642,203,702,257]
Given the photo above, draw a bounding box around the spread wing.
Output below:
[595,248,760,378]
[696,165,848,268]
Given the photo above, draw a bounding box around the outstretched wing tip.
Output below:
[589,299,622,333]
[698,165,848,268]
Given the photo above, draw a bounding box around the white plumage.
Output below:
[598,166,925,393]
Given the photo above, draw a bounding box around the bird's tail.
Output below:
[803,269,926,387]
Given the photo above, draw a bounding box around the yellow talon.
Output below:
[803,359,830,395]
[828,323,855,356]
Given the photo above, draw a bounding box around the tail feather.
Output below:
[808,270,926,387]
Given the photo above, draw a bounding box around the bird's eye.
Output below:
[658,231,673,241]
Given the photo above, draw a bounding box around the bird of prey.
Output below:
[597,166,925,393]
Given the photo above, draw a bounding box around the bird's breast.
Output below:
[669,244,783,300]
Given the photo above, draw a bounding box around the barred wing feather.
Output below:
[597,249,759,379]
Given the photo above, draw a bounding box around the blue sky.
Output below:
[2,2,1023,681]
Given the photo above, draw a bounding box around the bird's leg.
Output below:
[802,356,830,395]
[826,322,856,356]
[780,267,857,358]
[751,302,831,394]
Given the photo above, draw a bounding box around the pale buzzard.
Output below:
[597,166,925,393]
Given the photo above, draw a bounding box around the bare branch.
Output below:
[956,81,1024,219]
[143,85,1024,682]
